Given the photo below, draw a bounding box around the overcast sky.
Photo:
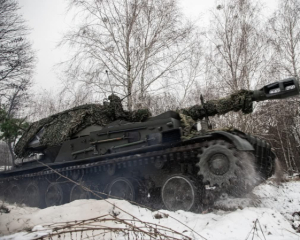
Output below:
[18,0,278,92]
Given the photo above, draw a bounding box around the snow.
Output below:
[1,180,300,240]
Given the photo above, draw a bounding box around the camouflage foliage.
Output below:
[178,113,197,140]
[15,95,151,157]
[129,109,152,122]
[181,90,254,121]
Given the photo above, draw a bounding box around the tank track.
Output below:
[0,135,275,209]
[244,134,275,180]
[227,131,275,181]
[0,141,207,209]
[0,142,205,182]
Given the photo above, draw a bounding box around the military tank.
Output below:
[0,77,299,212]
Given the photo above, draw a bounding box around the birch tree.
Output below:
[205,0,267,131]
[60,0,195,110]
[0,0,35,164]
[268,0,300,78]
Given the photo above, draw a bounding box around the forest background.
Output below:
[0,0,300,174]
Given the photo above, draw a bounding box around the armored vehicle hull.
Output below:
[0,78,298,211]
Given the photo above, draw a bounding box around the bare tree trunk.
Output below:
[127,79,133,111]
[290,29,298,77]
[285,121,298,172]
[277,124,290,170]
[7,141,15,168]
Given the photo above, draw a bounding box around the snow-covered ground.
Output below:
[1,179,300,240]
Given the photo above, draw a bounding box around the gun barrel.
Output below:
[253,77,300,102]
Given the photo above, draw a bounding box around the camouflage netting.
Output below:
[15,95,151,157]
[181,90,254,121]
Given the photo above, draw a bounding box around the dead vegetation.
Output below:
[38,213,193,240]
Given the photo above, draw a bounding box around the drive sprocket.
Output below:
[196,140,257,196]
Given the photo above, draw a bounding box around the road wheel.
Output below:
[107,177,136,201]
[70,183,91,202]
[23,182,44,208]
[161,175,199,212]
[5,182,23,204]
[45,182,68,207]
